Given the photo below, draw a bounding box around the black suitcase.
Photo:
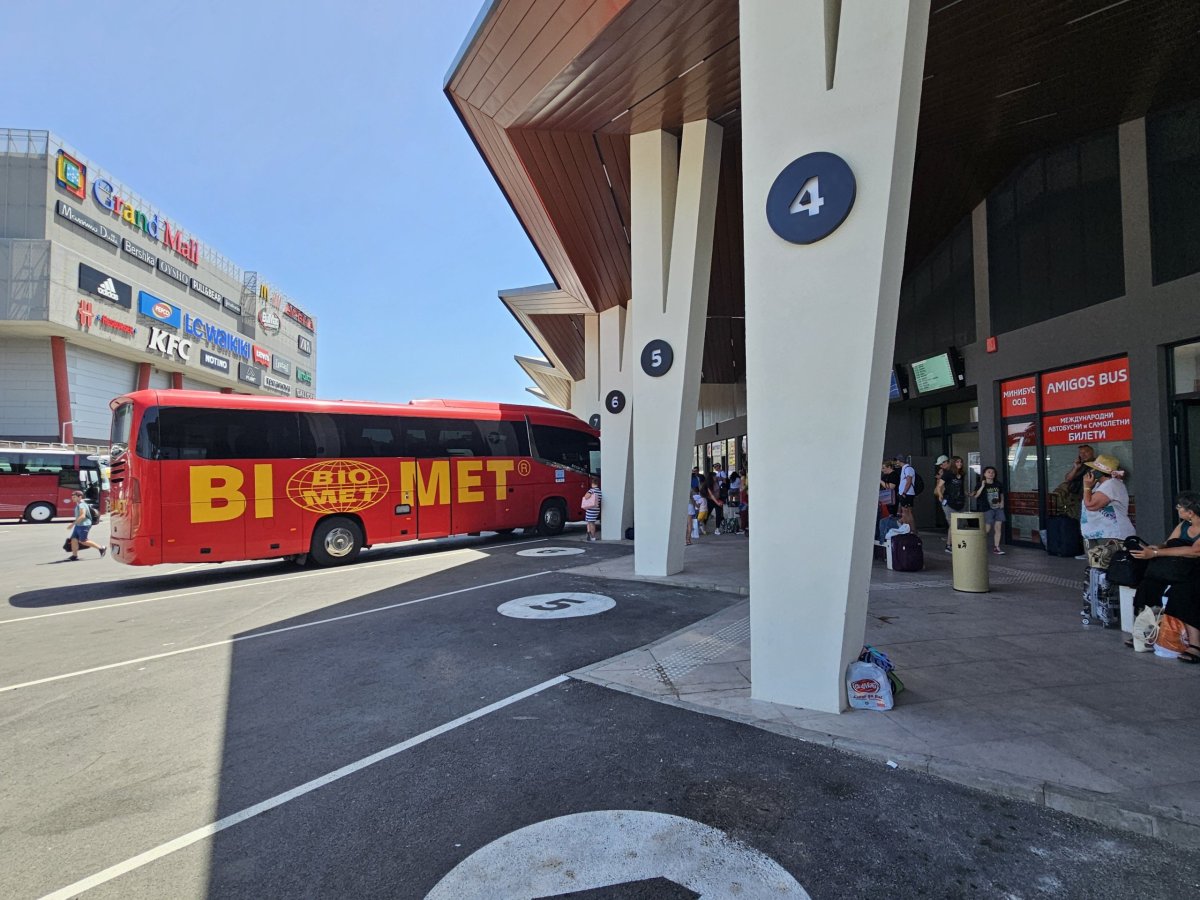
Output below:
[890,533,924,572]
[1046,515,1083,557]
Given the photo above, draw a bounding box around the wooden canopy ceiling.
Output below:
[446,0,1200,389]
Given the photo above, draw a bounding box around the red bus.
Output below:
[106,390,600,566]
[0,448,107,523]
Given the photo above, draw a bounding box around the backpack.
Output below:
[87,501,101,523]
[911,472,925,496]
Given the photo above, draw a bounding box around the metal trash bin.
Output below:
[950,512,989,593]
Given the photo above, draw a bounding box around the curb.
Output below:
[572,672,1200,849]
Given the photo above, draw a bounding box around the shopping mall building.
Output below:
[0,130,318,446]
[446,1,1200,710]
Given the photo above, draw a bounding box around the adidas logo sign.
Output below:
[97,278,119,301]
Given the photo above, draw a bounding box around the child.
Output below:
[582,476,602,541]
[692,487,707,541]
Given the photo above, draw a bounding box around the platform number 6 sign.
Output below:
[766,151,856,245]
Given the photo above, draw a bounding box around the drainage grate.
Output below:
[633,617,751,681]
[871,567,1081,592]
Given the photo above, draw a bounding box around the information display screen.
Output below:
[910,352,956,394]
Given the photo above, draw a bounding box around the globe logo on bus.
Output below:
[286,460,389,514]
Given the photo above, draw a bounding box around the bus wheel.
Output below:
[310,517,364,566]
[24,502,56,524]
[536,500,566,536]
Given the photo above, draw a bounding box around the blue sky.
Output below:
[6,0,552,404]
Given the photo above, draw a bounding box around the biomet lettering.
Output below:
[188,459,519,523]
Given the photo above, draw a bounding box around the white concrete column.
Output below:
[741,0,930,712]
[630,121,723,576]
[598,305,634,540]
[569,313,602,424]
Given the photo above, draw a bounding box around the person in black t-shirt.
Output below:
[972,465,1007,555]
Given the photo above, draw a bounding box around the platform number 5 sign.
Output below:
[766,151,856,245]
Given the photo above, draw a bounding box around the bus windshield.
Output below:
[110,402,133,462]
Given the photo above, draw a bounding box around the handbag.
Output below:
[1106,550,1146,587]
[581,491,597,511]
[62,537,73,553]
[1131,605,1161,652]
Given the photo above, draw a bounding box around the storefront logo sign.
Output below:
[271,355,291,377]
[200,350,231,374]
[262,374,292,395]
[252,345,271,367]
[138,291,181,329]
[295,387,315,399]
[223,296,243,315]
[56,201,120,248]
[237,362,261,386]
[297,334,312,355]
[1000,376,1038,418]
[182,313,252,359]
[122,237,158,268]
[283,302,314,332]
[190,277,225,307]
[296,368,312,386]
[1040,357,1130,413]
[258,306,281,335]
[78,263,132,309]
[55,150,86,199]
[78,298,95,329]
[97,315,135,337]
[157,257,190,286]
[147,325,192,362]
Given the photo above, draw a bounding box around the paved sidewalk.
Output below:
[565,531,1200,847]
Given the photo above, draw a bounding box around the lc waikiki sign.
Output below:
[91,179,200,265]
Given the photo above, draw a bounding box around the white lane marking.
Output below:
[37,675,569,900]
[0,538,548,626]
[516,546,585,557]
[0,571,549,694]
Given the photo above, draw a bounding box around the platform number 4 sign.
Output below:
[766,151,856,245]
[790,176,824,217]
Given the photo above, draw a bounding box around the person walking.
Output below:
[705,472,724,534]
[973,465,1007,554]
[65,489,105,561]
[896,456,918,531]
[582,475,602,541]
[690,483,707,542]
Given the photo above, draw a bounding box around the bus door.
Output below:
[411,458,452,539]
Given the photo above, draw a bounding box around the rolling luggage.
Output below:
[1081,567,1119,628]
[1046,515,1083,557]
[889,533,924,572]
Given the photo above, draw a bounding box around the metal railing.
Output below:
[0,439,108,455]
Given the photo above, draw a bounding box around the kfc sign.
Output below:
[147,326,192,362]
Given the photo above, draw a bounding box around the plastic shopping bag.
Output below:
[846,660,894,711]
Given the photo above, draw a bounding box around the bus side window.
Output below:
[479,420,528,456]
[0,452,18,474]
[437,420,487,457]
[300,413,342,458]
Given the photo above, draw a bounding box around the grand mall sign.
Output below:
[91,178,200,265]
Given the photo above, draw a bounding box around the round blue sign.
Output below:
[765,152,856,244]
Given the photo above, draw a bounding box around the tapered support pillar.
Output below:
[598,306,634,540]
[741,1,930,712]
[630,121,723,576]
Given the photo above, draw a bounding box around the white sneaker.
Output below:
[1074,553,1087,560]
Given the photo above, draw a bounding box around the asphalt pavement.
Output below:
[2,518,1199,899]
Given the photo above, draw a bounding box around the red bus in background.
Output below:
[0,448,107,523]
[107,391,599,566]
